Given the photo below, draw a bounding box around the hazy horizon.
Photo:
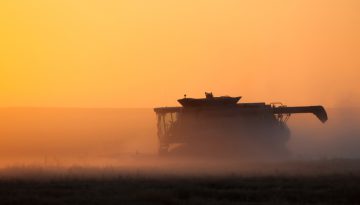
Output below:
[0,106,359,168]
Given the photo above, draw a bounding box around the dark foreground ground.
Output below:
[0,173,360,205]
[0,159,360,205]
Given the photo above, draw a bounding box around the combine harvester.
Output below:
[154,93,327,157]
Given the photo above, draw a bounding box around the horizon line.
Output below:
[0,106,156,109]
[0,106,359,110]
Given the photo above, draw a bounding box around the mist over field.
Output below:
[0,108,156,167]
[0,107,359,171]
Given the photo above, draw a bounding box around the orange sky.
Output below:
[1,0,359,108]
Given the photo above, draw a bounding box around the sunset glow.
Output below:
[1,1,359,108]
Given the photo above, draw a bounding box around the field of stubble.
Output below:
[0,159,360,205]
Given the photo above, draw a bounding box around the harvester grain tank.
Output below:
[154,93,328,156]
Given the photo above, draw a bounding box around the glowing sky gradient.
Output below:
[1,0,359,108]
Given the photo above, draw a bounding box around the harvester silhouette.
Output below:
[154,92,327,156]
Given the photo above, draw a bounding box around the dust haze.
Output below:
[0,107,359,177]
